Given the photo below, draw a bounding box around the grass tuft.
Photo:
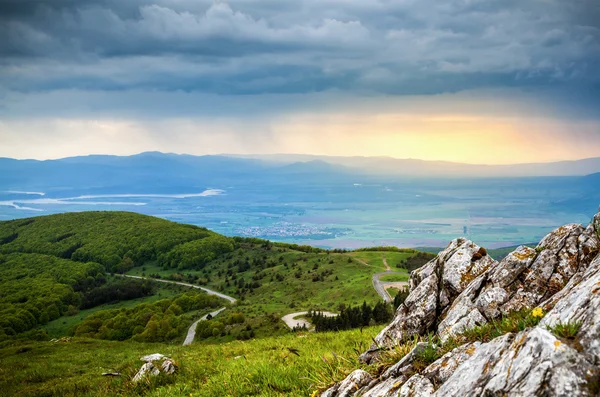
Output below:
[546,320,582,340]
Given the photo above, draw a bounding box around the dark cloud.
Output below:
[0,0,599,98]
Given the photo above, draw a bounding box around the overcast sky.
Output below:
[1,0,599,163]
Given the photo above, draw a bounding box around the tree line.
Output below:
[309,301,394,332]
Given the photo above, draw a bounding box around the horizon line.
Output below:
[2,151,600,167]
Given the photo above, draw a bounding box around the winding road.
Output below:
[281,311,338,330]
[183,307,227,346]
[120,274,236,303]
[118,274,236,345]
[121,253,409,337]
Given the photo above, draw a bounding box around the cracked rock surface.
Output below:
[322,211,600,397]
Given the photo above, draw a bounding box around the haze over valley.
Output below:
[2,0,600,395]
[1,152,598,250]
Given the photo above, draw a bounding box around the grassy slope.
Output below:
[348,251,415,269]
[0,212,214,268]
[127,247,392,341]
[0,308,553,397]
[0,327,383,397]
[378,273,409,283]
[0,211,424,341]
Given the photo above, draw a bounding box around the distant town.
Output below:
[236,222,349,239]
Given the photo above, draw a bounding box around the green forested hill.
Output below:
[0,212,235,340]
[0,212,229,272]
[0,212,422,342]
[0,253,104,338]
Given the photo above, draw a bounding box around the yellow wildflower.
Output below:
[531,308,544,318]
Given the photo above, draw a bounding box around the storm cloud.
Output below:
[1,0,599,95]
[1,0,599,161]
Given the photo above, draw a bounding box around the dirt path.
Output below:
[353,257,385,270]
[382,257,392,271]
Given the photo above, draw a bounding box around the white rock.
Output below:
[161,359,176,375]
[132,354,177,383]
[422,342,481,387]
[541,253,600,362]
[398,375,435,397]
[132,362,160,383]
[140,353,166,362]
[475,286,508,320]
[360,274,439,363]
[435,328,594,397]
[437,274,488,342]
[361,377,405,397]
[321,370,372,397]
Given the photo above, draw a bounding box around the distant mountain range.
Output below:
[228,153,600,177]
[1,152,600,193]
[0,152,600,177]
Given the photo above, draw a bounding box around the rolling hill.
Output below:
[0,212,423,342]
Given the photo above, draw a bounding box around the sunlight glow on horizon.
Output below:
[2,113,599,164]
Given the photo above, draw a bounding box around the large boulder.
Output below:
[360,239,495,363]
[435,328,595,397]
[438,221,599,342]
[322,212,600,397]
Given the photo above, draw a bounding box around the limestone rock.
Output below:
[521,224,584,302]
[540,253,600,362]
[358,343,430,397]
[321,370,372,397]
[437,274,489,342]
[435,328,594,397]
[360,275,438,363]
[132,354,177,383]
[327,213,600,397]
[361,239,494,363]
[487,245,537,288]
[438,221,598,343]
[133,362,160,383]
[140,353,166,362]
[398,375,435,397]
[381,343,429,380]
[360,377,404,397]
[421,342,480,387]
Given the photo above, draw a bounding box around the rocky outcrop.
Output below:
[435,327,596,396]
[323,211,600,397]
[360,239,496,363]
[132,354,177,383]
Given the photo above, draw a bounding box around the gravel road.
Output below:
[183,307,227,346]
[281,311,338,330]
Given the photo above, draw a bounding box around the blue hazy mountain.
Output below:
[1,152,599,252]
[3,152,600,192]
[228,154,600,177]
